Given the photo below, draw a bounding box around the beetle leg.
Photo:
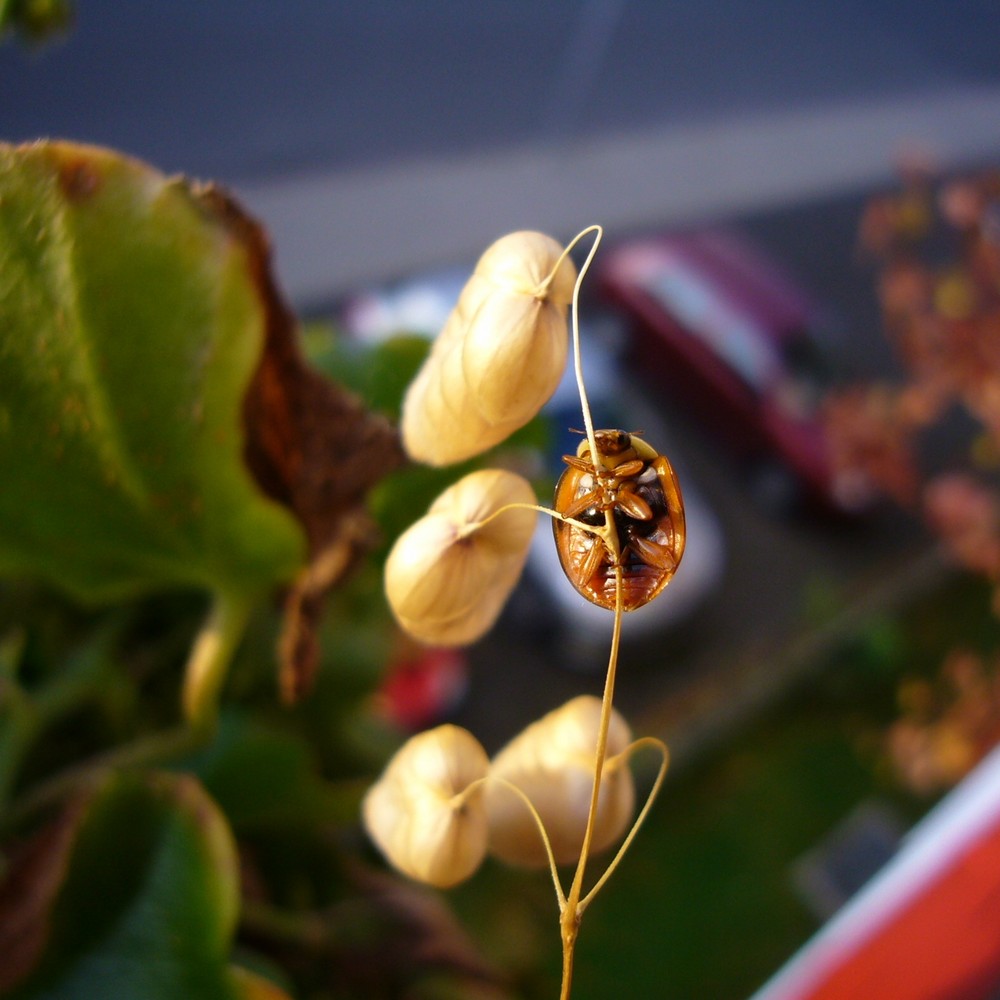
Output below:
[609,459,645,479]
[629,532,678,572]
[562,455,593,472]
[562,489,602,520]
[577,533,607,586]
[616,486,653,521]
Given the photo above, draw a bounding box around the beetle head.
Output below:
[577,429,655,470]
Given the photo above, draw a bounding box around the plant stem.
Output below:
[0,682,36,811]
[181,590,253,733]
[566,226,604,468]
[0,626,117,813]
[2,723,204,832]
[581,736,669,909]
[479,776,567,909]
[560,923,578,1000]
[558,564,625,999]
[2,592,253,831]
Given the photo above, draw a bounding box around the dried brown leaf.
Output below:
[198,187,405,700]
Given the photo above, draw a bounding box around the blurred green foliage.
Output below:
[0,0,72,42]
[0,142,521,998]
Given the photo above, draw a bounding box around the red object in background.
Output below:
[752,744,1000,1000]
[597,229,871,514]
[808,825,1000,999]
[375,645,468,732]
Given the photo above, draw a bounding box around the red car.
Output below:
[597,229,870,514]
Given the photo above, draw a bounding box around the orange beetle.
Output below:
[552,430,686,612]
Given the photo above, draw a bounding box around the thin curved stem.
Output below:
[540,224,603,300]
[1,599,250,832]
[463,775,567,910]
[2,724,203,832]
[0,628,111,811]
[181,590,254,733]
[460,500,608,539]
[537,225,604,467]
[567,227,604,466]
[581,736,669,910]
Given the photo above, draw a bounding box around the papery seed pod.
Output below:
[402,231,577,466]
[363,724,490,888]
[485,695,635,868]
[385,469,536,645]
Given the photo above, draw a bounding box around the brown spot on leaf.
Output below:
[56,159,101,201]
[196,185,405,702]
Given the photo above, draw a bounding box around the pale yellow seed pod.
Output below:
[462,232,577,425]
[363,724,490,888]
[385,469,536,645]
[402,230,577,466]
[485,695,636,868]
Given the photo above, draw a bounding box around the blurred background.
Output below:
[5,3,1000,997]
[4,1,1000,302]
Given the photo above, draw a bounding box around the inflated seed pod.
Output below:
[363,724,490,888]
[485,695,635,868]
[402,231,577,466]
[385,469,537,645]
[462,232,576,425]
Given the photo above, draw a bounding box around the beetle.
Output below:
[552,429,686,612]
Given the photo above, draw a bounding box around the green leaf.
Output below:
[0,141,306,605]
[179,709,360,832]
[2,770,259,999]
[227,966,294,1000]
[305,329,430,424]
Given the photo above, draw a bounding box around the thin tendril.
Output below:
[536,225,604,465]
[567,226,604,464]
[580,736,670,910]
[468,776,568,909]
[457,500,607,539]
[181,591,254,733]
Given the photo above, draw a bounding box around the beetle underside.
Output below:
[553,431,686,612]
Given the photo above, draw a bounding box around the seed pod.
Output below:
[485,695,636,868]
[385,469,536,645]
[363,724,490,888]
[402,231,577,466]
